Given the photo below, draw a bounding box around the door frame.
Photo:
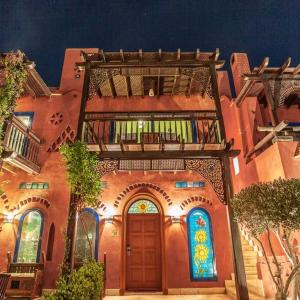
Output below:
[120,193,167,295]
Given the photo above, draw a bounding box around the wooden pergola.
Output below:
[235,57,300,157]
[76,49,224,99]
[66,49,250,300]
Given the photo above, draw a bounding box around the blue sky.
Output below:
[1,0,299,86]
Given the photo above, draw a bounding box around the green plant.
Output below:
[0,51,27,154]
[59,141,102,208]
[45,260,104,300]
[231,178,300,300]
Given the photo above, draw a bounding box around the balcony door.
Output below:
[126,199,162,291]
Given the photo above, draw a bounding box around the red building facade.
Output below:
[0,49,299,299]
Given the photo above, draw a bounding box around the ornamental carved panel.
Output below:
[89,68,121,98]
[185,159,226,204]
[269,79,300,106]
[96,160,119,177]
[180,67,214,100]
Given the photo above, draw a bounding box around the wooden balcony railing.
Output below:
[82,111,223,156]
[2,116,41,174]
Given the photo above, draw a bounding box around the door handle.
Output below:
[126,244,131,256]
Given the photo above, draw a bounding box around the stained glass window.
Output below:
[187,208,216,280]
[128,199,159,214]
[75,209,99,263]
[15,210,43,262]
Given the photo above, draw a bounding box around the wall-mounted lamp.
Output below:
[170,216,181,224]
[168,206,182,224]
[4,213,14,224]
[104,216,114,224]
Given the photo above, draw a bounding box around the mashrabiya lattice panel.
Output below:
[185,159,225,204]
[188,208,216,280]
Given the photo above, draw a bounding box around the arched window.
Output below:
[46,223,55,261]
[75,208,99,264]
[128,199,159,214]
[187,208,216,280]
[14,209,44,262]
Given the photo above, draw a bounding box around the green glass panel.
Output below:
[128,199,159,214]
[75,211,97,263]
[17,211,42,262]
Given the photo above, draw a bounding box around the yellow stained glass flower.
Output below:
[195,230,207,243]
[194,244,209,262]
[138,202,148,213]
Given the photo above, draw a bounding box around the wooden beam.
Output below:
[76,60,226,69]
[80,51,88,61]
[262,80,278,126]
[187,77,194,98]
[157,68,161,97]
[98,149,240,159]
[196,48,200,60]
[108,77,116,98]
[100,49,106,62]
[177,48,181,61]
[120,49,125,62]
[257,120,288,132]
[235,57,269,106]
[124,76,131,98]
[186,76,192,98]
[139,49,143,61]
[243,73,300,81]
[293,63,300,75]
[96,88,102,98]
[172,68,179,95]
[278,57,291,74]
[210,48,220,61]
[235,80,256,107]
[158,49,162,61]
[141,76,145,98]
[247,121,288,157]
[256,57,269,75]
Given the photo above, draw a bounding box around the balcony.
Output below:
[82,111,225,158]
[2,116,41,174]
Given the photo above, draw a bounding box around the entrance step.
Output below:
[226,234,267,299]
[106,296,232,300]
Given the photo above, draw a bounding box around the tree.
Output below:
[231,178,300,300]
[59,141,102,274]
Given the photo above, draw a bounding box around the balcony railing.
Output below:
[82,111,223,155]
[2,116,41,174]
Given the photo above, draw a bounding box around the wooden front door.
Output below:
[126,214,162,291]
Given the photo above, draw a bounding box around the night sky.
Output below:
[1,0,300,87]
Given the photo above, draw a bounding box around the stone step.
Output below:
[242,245,254,251]
[245,265,257,272]
[226,285,266,300]
[242,251,257,258]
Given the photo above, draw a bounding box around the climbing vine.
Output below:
[0,50,27,155]
[60,141,102,209]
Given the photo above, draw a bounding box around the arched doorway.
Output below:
[125,199,162,291]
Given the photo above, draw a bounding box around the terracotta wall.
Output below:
[0,48,94,288]
[98,170,233,290]
[0,48,234,292]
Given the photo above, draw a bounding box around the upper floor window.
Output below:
[176,181,205,188]
[187,208,216,281]
[14,209,44,262]
[75,208,99,263]
[14,112,34,128]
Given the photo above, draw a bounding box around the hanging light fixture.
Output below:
[149,88,155,97]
